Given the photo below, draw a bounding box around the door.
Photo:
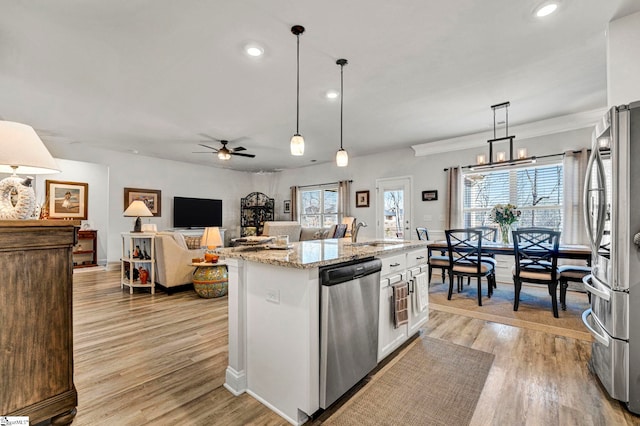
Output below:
[376,177,412,240]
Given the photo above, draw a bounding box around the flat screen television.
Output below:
[173,196,223,228]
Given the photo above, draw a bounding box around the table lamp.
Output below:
[123,200,153,232]
[201,227,222,262]
[0,121,60,219]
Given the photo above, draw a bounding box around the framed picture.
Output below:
[356,190,370,208]
[45,180,89,220]
[283,200,291,214]
[422,190,438,201]
[124,187,162,217]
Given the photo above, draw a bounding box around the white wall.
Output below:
[37,124,591,262]
[269,127,593,241]
[607,11,640,106]
[36,159,110,264]
[45,141,255,263]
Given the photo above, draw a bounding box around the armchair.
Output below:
[155,232,204,294]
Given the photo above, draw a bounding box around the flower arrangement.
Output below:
[490,203,520,244]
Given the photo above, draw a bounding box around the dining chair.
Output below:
[474,226,498,243]
[469,226,498,288]
[445,229,496,306]
[417,227,449,285]
[558,264,591,310]
[512,227,561,317]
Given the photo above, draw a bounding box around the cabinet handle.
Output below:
[415,256,425,260]
[390,263,401,267]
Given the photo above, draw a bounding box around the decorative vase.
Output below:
[193,265,228,298]
[499,223,512,245]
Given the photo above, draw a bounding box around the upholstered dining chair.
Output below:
[474,226,498,243]
[445,229,496,306]
[417,227,449,284]
[512,227,561,317]
[468,226,498,288]
[558,264,591,310]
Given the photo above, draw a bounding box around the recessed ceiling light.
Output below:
[326,90,339,99]
[245,44,264,57]
[535,3,558,17]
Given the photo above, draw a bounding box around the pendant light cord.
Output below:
[340,62,344,149]
[296,33,300,134]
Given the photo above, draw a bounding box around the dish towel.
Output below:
[392,281,409,329]
[414,272,429,313]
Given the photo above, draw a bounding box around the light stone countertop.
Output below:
[217,238,428,269]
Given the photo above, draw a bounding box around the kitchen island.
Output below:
[218,238,429,425]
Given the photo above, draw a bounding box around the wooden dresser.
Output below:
[0,220,78,425]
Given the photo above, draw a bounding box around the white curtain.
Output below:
[562,149,589,244]
[338,180,351,218]
[290,186,299,221]
[445,167,462,229]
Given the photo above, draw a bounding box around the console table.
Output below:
[0,220,78,425]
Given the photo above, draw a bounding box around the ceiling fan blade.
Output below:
[198,133,220,142]
[231,152,256,158]
[198,143,219,152]
[232,146,247,152]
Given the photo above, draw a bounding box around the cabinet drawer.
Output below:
[380,253,406,277]
[407,248,428,268]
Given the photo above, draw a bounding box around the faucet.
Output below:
[351,221,367,243]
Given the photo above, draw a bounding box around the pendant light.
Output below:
[335,58,349,167]
[290,25,305,156]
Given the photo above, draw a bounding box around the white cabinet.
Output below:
[121,232,156,294]
[377,249,429,362]
[407,265,429,336]
[378,272,408,362]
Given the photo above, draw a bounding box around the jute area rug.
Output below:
[428,281,592,341]
[324,337,494,426]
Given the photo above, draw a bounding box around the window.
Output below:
[462,162,563,230]
[299,185,338,227]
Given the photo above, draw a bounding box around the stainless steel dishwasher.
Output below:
[319,257,382,409]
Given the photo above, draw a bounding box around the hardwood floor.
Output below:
[70,269,640,425]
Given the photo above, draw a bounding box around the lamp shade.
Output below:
[290,134,304,156]
[123,200,153,217]
[0,121,60,174]
[201,227,222,249]
[336,148,348,167]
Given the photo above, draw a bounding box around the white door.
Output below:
[376,177,412,240]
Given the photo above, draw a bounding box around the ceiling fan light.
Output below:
[218,151,231,160]
[290,134,304,156]
[336,148,348,167]
[535,3,558,17]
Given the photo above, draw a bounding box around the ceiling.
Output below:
[2,1,639,173]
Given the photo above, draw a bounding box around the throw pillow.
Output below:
[184,236,202,250]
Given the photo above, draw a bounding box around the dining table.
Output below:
[427,241,592,265]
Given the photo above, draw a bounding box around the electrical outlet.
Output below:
[266,288,280,304]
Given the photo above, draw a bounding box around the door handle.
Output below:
[582,309,610,347]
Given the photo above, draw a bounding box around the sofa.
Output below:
[155,232,204,294]
[262,221,345,242]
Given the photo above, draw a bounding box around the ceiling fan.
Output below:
[193,137,256,160]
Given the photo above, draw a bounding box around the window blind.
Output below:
[462,162,564,229]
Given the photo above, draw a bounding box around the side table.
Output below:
[192,262,228,298]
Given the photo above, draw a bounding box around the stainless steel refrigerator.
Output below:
[583,101,640,414]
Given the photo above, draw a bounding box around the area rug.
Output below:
[428,281,592,341]
[324,337,494,426]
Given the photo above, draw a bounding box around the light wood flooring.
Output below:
[70,269,640,425]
